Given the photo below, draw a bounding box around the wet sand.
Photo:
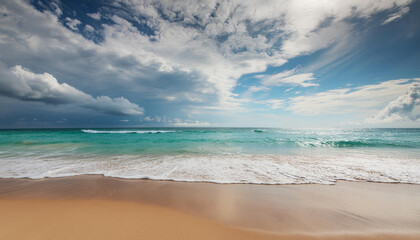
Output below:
[0,175,419,239]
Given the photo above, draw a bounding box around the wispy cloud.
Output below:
[256,99,284,109]
[383,7,410,25]
[247,68,317,95]
[247,86,270,93]
[259,69,318,88]
[170,119,210,127]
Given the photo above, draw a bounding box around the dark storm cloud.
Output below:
[0,65,143,116]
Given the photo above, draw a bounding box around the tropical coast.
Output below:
[1,175,419,240]
[1,0,419,239]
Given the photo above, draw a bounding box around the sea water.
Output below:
[0,128,419,184]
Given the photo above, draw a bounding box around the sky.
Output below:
[0,0,419,128]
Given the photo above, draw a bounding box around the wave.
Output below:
[261,137,418,148]
[81,129,175,134]
[0,153,419,185]
[304,140,417,148]
[253,129,266,133]
[324,140,412,148]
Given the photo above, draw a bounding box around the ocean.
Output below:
[0,128,419,184]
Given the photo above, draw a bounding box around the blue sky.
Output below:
[0,0,419,128]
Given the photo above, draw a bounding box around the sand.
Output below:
[0,176,419,240]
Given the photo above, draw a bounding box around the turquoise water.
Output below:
[0,128,419,184]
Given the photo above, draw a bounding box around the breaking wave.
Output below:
[0,153,419,185]
[81,129,175,134]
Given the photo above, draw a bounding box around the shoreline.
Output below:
[1,175,420,239]
[2,173,419,186]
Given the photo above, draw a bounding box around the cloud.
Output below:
[116,0,413,59]
[259,69,318,88]
[85,96,144,116]
[383,7,410,25]
[103,0,412,106]
[0,65,144,116]
[0,0,224,109]
[256,99,284,109]
[246,68,317,95]
[170,119,210,127]
[247,86,270,93]
[84,25,95,32]
[87,12,101,20]
[365,84,419,123]
[288,79,419,116]
[138,115,209,126]
[65,17,81,31]
[0,0,414,123]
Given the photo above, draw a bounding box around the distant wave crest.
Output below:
[253,129,266,133]
[81,129,174,134]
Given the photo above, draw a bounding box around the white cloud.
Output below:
[244,69,317,98]
[50,1,62,16]
[84,25,95,32]
[365,84,419,123]
[154,116,162,122]
[259,69,318,88]
[247,86,270,93]
[0,0,414,120]
[65,17,81,31]
[165,96,176,101]
[257,99,284,109]
[383,7,410,25]
[87,12,101,20]
[0,65,144,116]
[170,119,210,127]
[288,79,419,116]
[107,0,411,106]
[279,0,413,58]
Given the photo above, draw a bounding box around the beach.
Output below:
[1,128,419,239]
[1,0,420,238]
[1,175,419,240]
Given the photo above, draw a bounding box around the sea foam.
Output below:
[0,153,419,185]
[1,128,419,185]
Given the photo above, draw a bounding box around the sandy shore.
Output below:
[0,176,419,240]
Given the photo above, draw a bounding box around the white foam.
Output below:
[81,129,175,134]
[0,152,419,184]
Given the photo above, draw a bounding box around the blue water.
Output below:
[0,128,419,184]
